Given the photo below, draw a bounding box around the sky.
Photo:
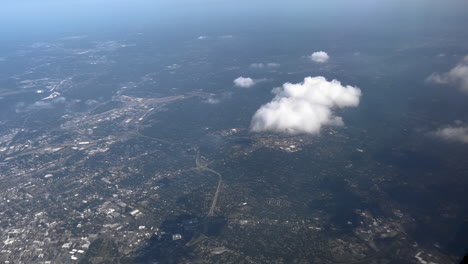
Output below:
[1,0,468,41]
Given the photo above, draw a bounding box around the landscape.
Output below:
[0,0,467,263]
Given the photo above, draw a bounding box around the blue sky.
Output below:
[1,0,467,42]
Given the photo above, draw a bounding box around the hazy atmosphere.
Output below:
[1,0,467,263]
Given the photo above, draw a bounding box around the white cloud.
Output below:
[250,76,361,135]
[167,64,181,70]
[234,77,256,88]
[219,35,233,39]
[250,62,280,69]
[250,63,264,69]
[203,92,232,104]
[309,51,330,63]
[16,97,66,113]
[60,35,87,41]
[205,97,221,104]
[434,125,468,143]
[267,63,280,67]
[197,35,233,40]
[427,55,468,93]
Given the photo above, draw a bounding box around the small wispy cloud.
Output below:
[250,62,280,69]
[197,35,234,40]
[203,92,232,104]
[433,124,468,143]
[60,35,88,41]
[16,97,66,113]
[205,97,221,104]
[219,35,234,39]
[427,55,468,93]
[167,64,181,70]
[309,51,330,63]
[234,77,256,88]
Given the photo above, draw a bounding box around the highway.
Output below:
[196,153,223,217]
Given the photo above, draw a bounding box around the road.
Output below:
[196,153,223,217]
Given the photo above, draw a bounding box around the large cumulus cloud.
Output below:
[427,55,468,93]
[250,76,361,134]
